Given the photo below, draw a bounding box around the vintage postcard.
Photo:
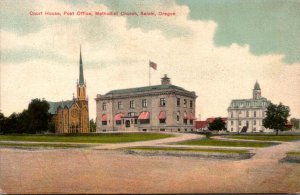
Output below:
[0,0,300,194]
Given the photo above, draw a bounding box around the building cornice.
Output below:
[95,89,197,101]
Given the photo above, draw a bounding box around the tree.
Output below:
[27,98,51,134]
[16,110,30,134]
[89,119,96,132]
[208,117,226,131]
[290,118,300,130]
[0,112,5,134]
[263,102,290,135]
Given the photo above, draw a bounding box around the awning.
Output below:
[189,113,195,120]
[114,113,124,121]
[158,111,166,119]
[183,112,188,119]
[101,114,107,121]
[138,111,150,120]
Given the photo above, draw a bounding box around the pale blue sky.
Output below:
[1,0,300,119]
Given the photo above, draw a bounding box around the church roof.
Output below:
[229,98,271,109]
[254,81,261,90]
[48,100,74,114]
[105,84,191,95]
[79,46,85,85]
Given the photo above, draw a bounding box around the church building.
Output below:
[48,47,89,133]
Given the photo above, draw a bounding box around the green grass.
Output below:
[177,138,275,147]
[0,133,173,144]
[0,142,86,148]
[128,147,249,154]
[227,135,300,142]
[287,151,300,155]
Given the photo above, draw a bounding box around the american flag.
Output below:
[149,60,157,70]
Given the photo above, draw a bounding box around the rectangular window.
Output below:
[231,121,233,125]
[117,101,123,109]
[184,119,188,124]
[130,100,135,109]
[231,112,233,118]
[177,98,180,106]
[254,111,257,118]
[102,121,107,125]
[142,99,147,108]
[183,99,187,108]
[140,119,150,124]
[254,120,256,125]
[128,112,135,117]
[159,119,166,124]
[102,103,106,111]
[189,119,193,124]
[116,120,121,125]
[246,111,249,117]
[160,98,166,107]
[190,100,193,108]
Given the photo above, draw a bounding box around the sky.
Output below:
[1,0,300,120]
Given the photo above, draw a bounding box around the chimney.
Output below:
[161,74,171,85]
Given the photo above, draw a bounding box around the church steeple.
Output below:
[77,45,86,101]
[79,45,85,86]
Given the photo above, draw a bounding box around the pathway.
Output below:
[91,133,203,149]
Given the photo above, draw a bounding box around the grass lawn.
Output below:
[227,135,300,142]
[128,147,249,154]
[0,133,173,144]
[0,142,86,148]
[287,151,300,155]
[177,138,275,147]
[282,151,300,163]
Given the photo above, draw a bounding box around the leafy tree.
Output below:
[6,113,19,134]
[263,102,290,135]
[208,117,226,131]
[27,98,51,134]
[0,112,5,134]
[89,119,96,132]
[290,118,300,130]
[16,110,30,134]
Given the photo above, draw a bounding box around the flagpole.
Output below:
[149,60,151,86]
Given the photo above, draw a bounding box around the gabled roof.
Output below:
[48,100,74,114]
[195,121,209,129]
[105,84,190,95]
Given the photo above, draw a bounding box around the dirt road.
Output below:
[0,139,299,194]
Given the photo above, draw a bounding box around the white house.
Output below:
[227,82,273,133]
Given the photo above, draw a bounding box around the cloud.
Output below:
[176,0,300,64]
[1,0,300,120]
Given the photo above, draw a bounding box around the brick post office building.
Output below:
[95,75,197,132]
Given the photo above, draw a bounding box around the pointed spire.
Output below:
[79,45,85,85]
[254,80,261,90]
